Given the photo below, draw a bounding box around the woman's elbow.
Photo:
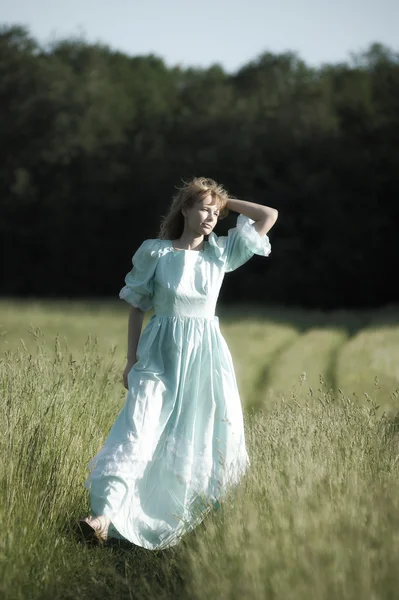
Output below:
[268,208,279,224]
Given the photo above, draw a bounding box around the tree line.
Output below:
[1,25,398,308]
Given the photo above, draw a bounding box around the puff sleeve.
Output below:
[119,239,160,311]
[208,214,271,272]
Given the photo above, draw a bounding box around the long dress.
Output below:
[85,215,271,550]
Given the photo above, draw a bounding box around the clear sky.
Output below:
[2,0,398,72]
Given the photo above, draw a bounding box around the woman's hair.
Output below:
[158,177,230,240]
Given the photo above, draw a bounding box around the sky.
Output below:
[1,0,398,72]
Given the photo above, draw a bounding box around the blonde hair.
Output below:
[158,177,230,240]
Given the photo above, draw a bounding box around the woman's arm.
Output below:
[226,198,278,236]
[123,306,145,389]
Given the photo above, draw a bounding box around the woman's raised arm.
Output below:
[226,198,278,236]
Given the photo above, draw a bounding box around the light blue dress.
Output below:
[85,215,271,549]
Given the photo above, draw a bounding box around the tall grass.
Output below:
[1,301,399,599]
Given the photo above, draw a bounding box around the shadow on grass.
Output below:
[57,518,207,600]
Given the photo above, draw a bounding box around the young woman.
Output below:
[80,177,278,548]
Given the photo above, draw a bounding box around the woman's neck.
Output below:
[173,233,205,251]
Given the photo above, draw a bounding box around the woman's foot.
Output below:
[78,515,111,544]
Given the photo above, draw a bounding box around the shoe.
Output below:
[77,515,110,544]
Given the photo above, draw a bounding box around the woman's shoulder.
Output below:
[135,238,166,257]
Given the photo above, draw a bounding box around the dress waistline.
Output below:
[153,314,218,322]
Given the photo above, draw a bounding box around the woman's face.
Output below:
[183,194,220,237]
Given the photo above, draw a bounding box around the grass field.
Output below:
[1,299,399,600]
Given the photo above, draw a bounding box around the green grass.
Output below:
[1,300,399,600]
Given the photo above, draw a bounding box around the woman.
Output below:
[80,177,278,548]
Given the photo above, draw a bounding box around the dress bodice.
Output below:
[152,247,225,318]
[119,215,272,317]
